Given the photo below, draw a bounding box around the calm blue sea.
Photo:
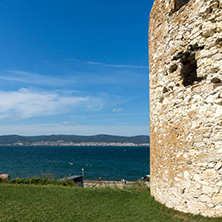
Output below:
[0,146,150,181]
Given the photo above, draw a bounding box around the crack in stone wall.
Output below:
[149,0,222,217]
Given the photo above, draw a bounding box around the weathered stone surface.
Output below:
[212,194,222,204]
[201,169,218,181]
[149,0,222,217]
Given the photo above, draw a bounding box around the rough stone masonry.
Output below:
[149,0,222,217]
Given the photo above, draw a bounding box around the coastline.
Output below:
[0,142,150,147]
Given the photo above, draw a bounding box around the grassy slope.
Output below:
[0,185,221,222]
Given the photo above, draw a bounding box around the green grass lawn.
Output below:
[0,184,221,222]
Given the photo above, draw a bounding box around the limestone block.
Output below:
[208,162,215,168]
[215,163,222,170]
[216,181,222,187]
[212,53,222,61]
[199,194,211,203]
[212,193,222,204]
[201,169,218,181]
[201,186,219,197]
[183,171,190,180]
[215,107,222,117]
[194,173,200,182]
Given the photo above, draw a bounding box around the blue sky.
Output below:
[0,0,153,136]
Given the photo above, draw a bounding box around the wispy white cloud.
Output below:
[69,59,148,69]
[112,112,149,116]
[61,121,76,125]
[0,66,148,89]
[0,88,105,119]
[113,108,122,113]
[84,112,149,118]
[0,70,75,86]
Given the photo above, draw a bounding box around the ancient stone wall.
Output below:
[149,0,222,217]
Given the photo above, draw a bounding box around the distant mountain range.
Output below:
[0,134,150,146]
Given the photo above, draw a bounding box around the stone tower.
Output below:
[149,0,222,217]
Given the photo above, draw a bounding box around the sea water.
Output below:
[0,146,150,181]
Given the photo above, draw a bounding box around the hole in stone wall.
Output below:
[209,7,213,13]
[159,96,164,103]
[163,87,168,94]
[169,64,178,73]
[216,38,222,47]
[169,0,190,15]
[174,0,190,11]
[173,44,205,87]
[211,77,221,83]
[181,188,186,194]
[180,53,198,86]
